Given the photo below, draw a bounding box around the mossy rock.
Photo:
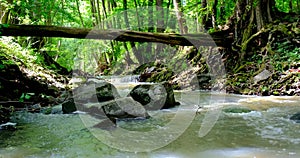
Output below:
[135,62,174,83]
[290,112,300,123]
[223,107,252,113]
[0,106,11,124]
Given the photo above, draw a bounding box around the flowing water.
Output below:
[1,79,300,158]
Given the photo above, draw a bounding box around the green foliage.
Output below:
[0,24,9,28]
[19,93,34,102]
[271,39,299,70]
[275,0,300,13]
[1,0,298,76]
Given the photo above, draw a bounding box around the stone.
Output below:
[0,106,11,124]
[129,82,179,110]
[79,102,107,119]
[254,69,272,84]
[101,97,150,123]
[73,80,120,103]
[0,122,17,130]
[290,112,300,123]
[62,98,76,114]
[133,62,174,83]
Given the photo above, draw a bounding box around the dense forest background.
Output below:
[0,0,299,113]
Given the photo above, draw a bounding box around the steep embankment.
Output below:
[133,19,299,96]
[0,37,69,118]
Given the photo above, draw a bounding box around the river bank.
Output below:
[0,18,299,126]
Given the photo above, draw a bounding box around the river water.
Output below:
[0,81,300,158]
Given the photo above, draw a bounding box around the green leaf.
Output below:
[24,94,31,100]
[19,93,25,102]
[2,24,9,28]
[0,64,4,69]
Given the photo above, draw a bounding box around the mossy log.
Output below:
[0,24,233,47]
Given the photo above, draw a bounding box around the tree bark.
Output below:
[173,0,188,34]
[211,0,218,28]
[0,24,233,47]
[0,0,13,24]
[226,0,276,65]
[156,0,164,32]
[123,0,142,63]
[76,0,85,27]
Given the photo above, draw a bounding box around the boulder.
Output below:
[71,97,149,124]
[290,112,300,123]
[73,79,120,103]
[0,122,17,130]
[129,82,179,110]
[62,98,76,114]
[101,97,150,123]
[0,106,11,124]
[133,62,174,83]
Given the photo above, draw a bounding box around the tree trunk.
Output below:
[156,0,164,32]
[145,0,154,63]
[200,0,210,29]
[123,0,142,64]
[155,0,164,58]
[173,0,188,34]
[90,0,99,26]
[211,0,218,29]
[226,0,276,64]
[0,0,13,24]
[76,0,85,27]
[0,24,233,47]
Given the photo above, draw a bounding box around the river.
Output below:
[0,79,300,158]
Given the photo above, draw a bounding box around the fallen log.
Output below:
[0,24,233,47]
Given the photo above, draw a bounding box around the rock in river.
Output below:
[62,98,76,114]
[101,97,150,123]
[78,97,150,124]
[129,82,179,110]
[63,79,121,113]
[290,112,300,123]
[72,79,120,103]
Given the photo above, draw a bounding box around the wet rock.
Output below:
[93,119,117,131]
[0,122,17,130]
[134,62,174,83]
[129,82,179,110]
[73,80,120,103]
[62,98,76,114]
[197,74,212,89]
[52,105,63,114]
[290,112,300,123]
[101,97,150,123]
[0,106,11,124]
[78,102,107,119]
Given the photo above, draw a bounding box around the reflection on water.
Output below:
[0,92,300,158]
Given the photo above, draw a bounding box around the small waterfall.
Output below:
[109,75,140,83]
